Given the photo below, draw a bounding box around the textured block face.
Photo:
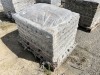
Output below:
[13,4,79,68]
[1,0,35,18]
[63,0,100,28]
[51,0,61,6]
[36,0,61,6]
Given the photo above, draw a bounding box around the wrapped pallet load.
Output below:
[1,0,35,18]
[13,3,80,70]
[62,0,100,31]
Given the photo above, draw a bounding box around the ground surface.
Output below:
[0,9,100,75]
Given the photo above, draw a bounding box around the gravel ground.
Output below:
[0,8,100,75]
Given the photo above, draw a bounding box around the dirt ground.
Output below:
[0,9,100,75]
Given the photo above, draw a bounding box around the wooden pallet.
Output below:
[18,37,77,71]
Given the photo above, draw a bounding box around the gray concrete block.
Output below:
[0,0,3,10]
[1,0,35,18]
[13,3,80,69]
[63,0,100,28]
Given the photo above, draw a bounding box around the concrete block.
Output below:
[0,0,3,10]
[1,0,35,18]
[13,3,80,69]
[63,0,100,28]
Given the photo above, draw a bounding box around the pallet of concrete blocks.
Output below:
[1,0,36,18]
[12,3,80,70]
[62,0,100,32]
[36,0,61,6]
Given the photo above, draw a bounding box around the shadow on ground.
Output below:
[78,27,90,33]
[1,30,38,63]
[0,11,14,22]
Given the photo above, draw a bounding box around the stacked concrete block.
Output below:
[1,0,35,18]
[36,0,61,6]
[0,0,3,10]
[13,3,80,69]
[62,0,100,30]
[0,0,1,7]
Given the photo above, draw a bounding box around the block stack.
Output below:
[62,0,100,30]
[13,3,80,69]
[0,0,3,10]
[36,0,61,6]
[1,0,35,18]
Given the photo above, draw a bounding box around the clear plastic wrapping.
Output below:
[18,3,79,28]
[13,3,80,66]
